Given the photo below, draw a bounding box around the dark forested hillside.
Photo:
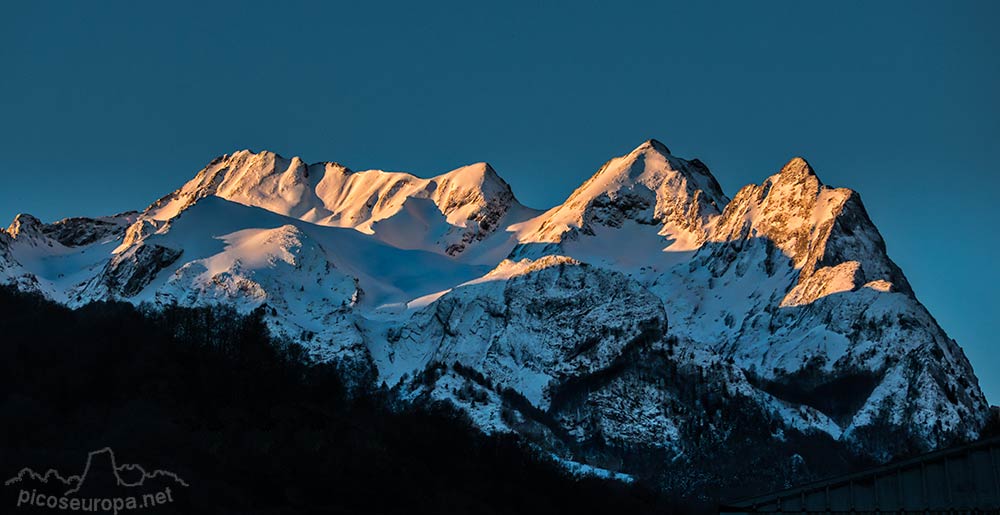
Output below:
[0,286,681,514]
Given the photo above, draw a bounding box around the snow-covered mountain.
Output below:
[2,140,989,485]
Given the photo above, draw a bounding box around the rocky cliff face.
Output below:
[42,213,137,247]
[1,140,989,487]
[0,230,22,285]
[385,256,668,408]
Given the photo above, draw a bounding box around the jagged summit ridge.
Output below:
[137,149,533,259]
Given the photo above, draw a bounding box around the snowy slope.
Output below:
[382,256,668,408]
[1,139,989,477]
[85,196,498,371]
[2,212,136,302]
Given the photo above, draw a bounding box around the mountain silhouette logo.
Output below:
[4,448,188,513]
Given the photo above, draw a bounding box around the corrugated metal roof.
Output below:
[720,436,1000,514]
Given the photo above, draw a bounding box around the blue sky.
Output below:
[2,1,997,403]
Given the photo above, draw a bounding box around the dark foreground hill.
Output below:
[0,286,688,514]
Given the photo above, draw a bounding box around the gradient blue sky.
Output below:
[2,1,997,402]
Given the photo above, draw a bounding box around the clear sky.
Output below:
[2,1,997,403]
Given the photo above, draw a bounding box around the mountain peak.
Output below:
[229,148,287,160]
[6,213,45,240]
[776,156,820,184]
[440,161,497,179]
[518,140,728,247]
[434,162,512,197]
[634,138,672,155]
